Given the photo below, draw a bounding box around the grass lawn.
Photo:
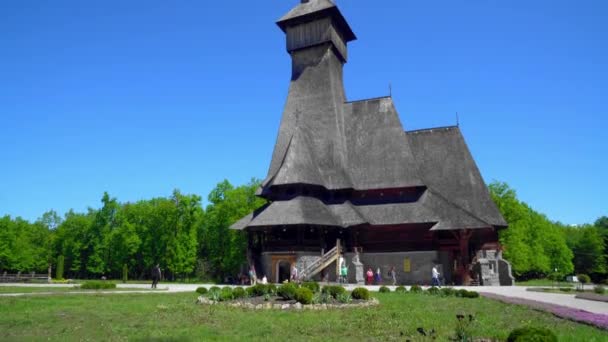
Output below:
[1,292,606,341]
[0,286,166,294]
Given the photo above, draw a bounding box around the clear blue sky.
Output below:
[1,1,606,225]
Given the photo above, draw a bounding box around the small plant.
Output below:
[395,285,406,293]
[263,293,271,301]
[79,281,117,290]
[267,284,277,295]
[233,287,246,298]
[337,291,352,303]
[277,283,298,300]
[295,287,313,304]
[454,314,475,342]
[426,286,440,295]
[322,285,346,298]
[594,285,606,295]
[219,287,233,301]
[351,287,370,300]
[301,281,320,293]
[410,285,423,293]
[379,285,390,293]
[208,289,221,302]
[196,287,208,295]
[416,327,437,339]
[507,327,557,342]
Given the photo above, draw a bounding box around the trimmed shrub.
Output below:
[456,289,469,297]
[322,285,346,299]
[426,286,440,295]
[507,327,558,342]
[247,284,269,297]
[395,286,406,293]
[559,287,572,292]
[209,286,221,293]
[267,284,277,295]
[462,290,480,298]
[233,287,246,298]
[79,281,116,290]
[577,274,591,284]
[302,281,320,293]
[410,285,423,293]
[295,287,314,304]
[594,285,606,295]
[196,287,208,295]
[219,287,233,301]
[277,283,298,300]
[56,255,65,280]
[379,286,390,293]
[351,287,370,300]
[440,288,455,297]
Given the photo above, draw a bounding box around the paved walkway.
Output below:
[1,283,607,315]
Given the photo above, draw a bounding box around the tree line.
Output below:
[0,179,605,282]
[0,179,264,281]
[490,182,607,282]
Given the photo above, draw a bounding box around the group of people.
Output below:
[365,266,397,285]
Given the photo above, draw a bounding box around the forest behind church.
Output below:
[0,180,606,283]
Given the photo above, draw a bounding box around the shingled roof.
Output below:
[232,1,506,233]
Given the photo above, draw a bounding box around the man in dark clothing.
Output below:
[151,264,161,289]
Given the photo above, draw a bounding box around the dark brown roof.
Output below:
[277,0,356,42]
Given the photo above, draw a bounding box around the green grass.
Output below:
[0,292,606,341]
[516,278,575,287]
[0,286,166,294]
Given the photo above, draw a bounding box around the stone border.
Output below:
[575,293,608,303]
[197,296,379,310]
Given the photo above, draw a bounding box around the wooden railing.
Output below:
[300,239,341,281]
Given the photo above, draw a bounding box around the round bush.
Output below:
[456,289,469,297]
[196,287,208,295]
[247,284,269,297]
[426,286,440,295]
[219,287,233,301]
[463,290,480,298]
[277,283,298,300]
[507,327,558,342]
[395,286,406,293]
[379,285,390,293]
[295,287,314,304]
[233,287,246,298]
[440,288,455,297]
[410,285,422,293]
[302,281,320,293]
[577,274,591,284]
[351,287,370,300]
[322,285,346,299]
[209,286,221,293]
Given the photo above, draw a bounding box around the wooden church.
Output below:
[232,0,513,286]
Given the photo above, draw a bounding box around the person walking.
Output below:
[249,265,257,285]
[290,264,298,283]
[366,268,374,285]
[432,265,441,287]
[151,264,161,289]
[389,266,397,285]
[375,267,382,285]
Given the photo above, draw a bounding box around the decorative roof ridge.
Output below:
[406,125,459,134]
[344,95,392,104]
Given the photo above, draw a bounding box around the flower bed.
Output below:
[481,292,608,331]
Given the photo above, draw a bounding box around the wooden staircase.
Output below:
[299,240,341,281]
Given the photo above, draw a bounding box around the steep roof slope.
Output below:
[407,126,507,228]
